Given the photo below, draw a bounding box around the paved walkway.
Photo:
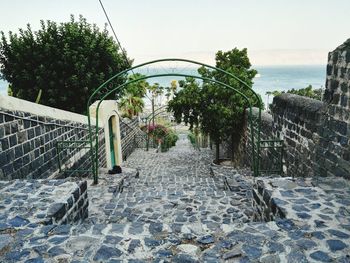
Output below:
[92,133,252,226]
[1,133,350,262]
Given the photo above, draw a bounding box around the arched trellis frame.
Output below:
[87,59,263,184]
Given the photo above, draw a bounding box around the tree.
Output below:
[169,48,260,163]
[165,80,178,101]
[147,83,164,126]
[0,15,130,114]
[119,73,149,118]
[267,85,322,100]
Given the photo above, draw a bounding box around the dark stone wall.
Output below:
[0,108,106,180]
[252,179,285,222]
[120,117,146,160]
[272,94,327,177]
[320,39,350,178]
[245,108,274,169]
[47,181,89,224]
[241,39,350,179]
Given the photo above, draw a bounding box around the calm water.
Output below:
[0,65,326,108]
[136,65,326,108]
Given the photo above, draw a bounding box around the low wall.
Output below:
[243,93,349,179]
[272,94,327,177]
[0,95,106,180]
[47,181,89,224]
[251,179,286,222]
[0,179,88,226]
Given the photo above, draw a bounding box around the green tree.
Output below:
[147,83,165,126]
[165,80,178,101]
[0,15,130,114]
[267,85,322,100]
[169,48,260,163]
[119,73,149,118]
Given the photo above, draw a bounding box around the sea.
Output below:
[0,65,326,109]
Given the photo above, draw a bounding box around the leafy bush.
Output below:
[188,133,196,146]
[0,15,129,113]
[161,130,178,151]
[141,124,178,151]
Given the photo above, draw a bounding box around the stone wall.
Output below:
[252,179,286,222]
[0,95,106,180]
[0,179,88,226]
[120,117,146,160]
[272,94,327,177]
[47,181,89,224]
[243,108,274,170]
[241,39,350,179]
[319,39,350,177]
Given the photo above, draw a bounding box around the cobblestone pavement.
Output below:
[89,133,253,226]
[1,133,350,262]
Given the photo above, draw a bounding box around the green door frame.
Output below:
[108,117,116,167]
[87,58,263,184]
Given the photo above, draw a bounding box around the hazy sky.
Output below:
[1,0,349,65]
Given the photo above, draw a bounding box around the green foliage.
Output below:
[169,48,261,159]
[187,132,196,147]
[161,130,178,152]
[119,73,149,118]
[148,82,165,106]
[141,123,178,152]
[7,84,13,96]
[0,15,130,113]
[267,85,322,100]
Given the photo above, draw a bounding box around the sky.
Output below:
[1,0,349,66]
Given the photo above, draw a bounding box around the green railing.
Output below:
[56,140,93,177]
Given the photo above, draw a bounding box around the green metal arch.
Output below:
[87,58,262,109]
[87,59,262,184]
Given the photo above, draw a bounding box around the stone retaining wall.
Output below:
[120,117,146,160]
[241,39,350,179]
[47,181,89,224]
[252,180,286,222]
[0,179,88,227]
[272,94,327,177]
[0,95,106,180]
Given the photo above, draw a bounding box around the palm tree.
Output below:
[119,94,145,118]
[119,73,149,118]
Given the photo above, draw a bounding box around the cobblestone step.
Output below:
[2,133,349,262]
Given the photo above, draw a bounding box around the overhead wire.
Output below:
[98,0,135,76]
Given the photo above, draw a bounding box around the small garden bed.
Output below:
[141,124,179,152]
